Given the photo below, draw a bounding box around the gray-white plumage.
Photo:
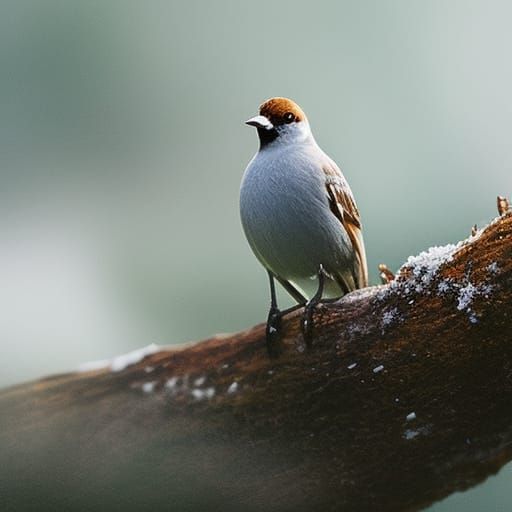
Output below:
[240,97,368,303]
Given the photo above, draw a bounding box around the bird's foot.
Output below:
[266,305,282,358]
[301,303,317,348]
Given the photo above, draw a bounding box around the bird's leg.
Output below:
[266,271,282,357]
[302,264,326,348]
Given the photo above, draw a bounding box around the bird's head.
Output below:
[246,97,312,148]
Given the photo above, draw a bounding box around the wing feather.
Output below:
[323,162,369,289]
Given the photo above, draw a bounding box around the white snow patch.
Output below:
[142,381,156,393]
[457,282,493,313]
[437,279,453,294]
[480,284,493,297]
[457,283,478,311]
[227,381,239,394]
[191,387,215,401]
[194,376,206,387]
[373,365,384,374]
[347,363,357,370]
[382,308,400,327]
[110,344,159,372]
[380,215,503,301]
[403,425,431,440]
[340,286,381,304]
[487,262,499,274]
[346,322,371,339]
[380,241,465,300]
[406,412,417,421]
[78,343,159,373]
[404,244,460,285]
[145,366,154,373]
[77,358,110,372]
[165,376,179,390]
[403,429,420,440]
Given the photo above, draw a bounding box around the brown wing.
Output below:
[323,162,369,290]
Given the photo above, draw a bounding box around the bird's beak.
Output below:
[245,115,274,130]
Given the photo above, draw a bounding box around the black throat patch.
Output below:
[258,127,279,149]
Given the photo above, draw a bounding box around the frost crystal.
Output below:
[404,244,460,284]
[78,343,160,373]
[457,282,493,312]
[194,376,206,387]
[403,425,431,440]
[382,308,399,327]
[403,429,420,440]
[457,283,478,311]
[227,381,239,394]
[77,358,110,372]
[402,424,432,441]
[480,284,493,297]
[142,381,156,393]
[165,377,179,389]
[487,262,499,274]
[191,387,215,401]
[380,215,502,303]
[110,344,159,372]
[437,279,453,294]
[380,242,462,300]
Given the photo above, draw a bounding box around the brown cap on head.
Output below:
[259,97,307,126]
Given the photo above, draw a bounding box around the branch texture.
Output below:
[1,212,512,512]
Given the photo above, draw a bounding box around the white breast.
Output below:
[240,142,355,299]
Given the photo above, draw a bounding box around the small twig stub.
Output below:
[379,263,396,284]
[497,196,510,216]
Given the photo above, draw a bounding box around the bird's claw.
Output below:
[301,303,315,348]
[266,306,282,357]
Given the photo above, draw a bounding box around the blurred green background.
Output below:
[0,1,511,509]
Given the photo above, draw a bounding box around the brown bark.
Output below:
[1,211,512,512]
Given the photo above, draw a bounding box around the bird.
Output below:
[239,97,368,355]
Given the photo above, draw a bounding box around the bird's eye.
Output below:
[283,112,295,123]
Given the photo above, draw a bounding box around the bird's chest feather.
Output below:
[240,146,343,274]
[242,148,327,231]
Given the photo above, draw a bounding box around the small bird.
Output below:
[240,97,368,354]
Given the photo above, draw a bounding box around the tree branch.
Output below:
[1,210,512,512]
